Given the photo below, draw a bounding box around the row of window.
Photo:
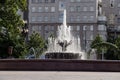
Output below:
[70,6,95,12]
[31,0,94,4]
[31,25,106,32]
[31,0,55,3]
[31,16,55,22]
[32,6,55,12]
[70,0,94,3]
[70,16,95,22]
[31,15,95,22]
[31,6,94,13]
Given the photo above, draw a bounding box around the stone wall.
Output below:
[0,59,120,72]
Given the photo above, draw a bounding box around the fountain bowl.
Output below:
[45,52,81,59]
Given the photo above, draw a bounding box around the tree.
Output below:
[90,34,104,59]
[27,32,45,58]
[115,36,120,59]
[0,0,27,58]
[91,34,119,60]
[105,36,120,60]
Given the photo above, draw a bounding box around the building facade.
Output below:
[28,0,106,52]
[102,0,120,40]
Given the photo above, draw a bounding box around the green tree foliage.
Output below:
[90,34,104,59]
[91,34,103,48]
[115,36,120,59]
[0,0,27,58]
[92,42,118,50]
[105,38,119,60]
[28,32,45,58]
[91,34,120,60]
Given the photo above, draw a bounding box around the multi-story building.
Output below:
[102,0,120,40]
[28,0,106,52]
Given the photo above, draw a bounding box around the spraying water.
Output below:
[45,10,86,59]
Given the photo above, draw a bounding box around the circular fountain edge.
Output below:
[45,52,81,59]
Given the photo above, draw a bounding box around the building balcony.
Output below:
[107,27,120,33]
[98,16,107,24]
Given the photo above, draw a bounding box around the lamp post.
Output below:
[22,28,28,40]
[8,46,13,58]
[84,26,87,52]
[22,20,28,41]
[101,49,104,60]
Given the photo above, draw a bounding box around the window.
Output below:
[71,26,73,31]
[117,18,120,23]
[77,16,81,22]
[90,16,94,21]
[51,0,55,3]
[38,17,42,22]
[32,26,38,32]
[59,13,63,22]
[98,25,106,31]
[90,7,94,11]
[38,0,43,3]
[32,0,38,3]
[44,17,49,22]
[110,0,114,8]
[31,0,34,3]
[51,7,55,12]
[32,7,36,12]
[39,26,41,31]
[31,17,36,22]
[45,26,48,30]
[76,0,81,2]
[83,16,87,21]
[118,26,120,30]
[38,7,42,12]
[70,6,75,12]
[90,35,93,40]
[70,0,75,2]
[77,26,80,31]
[51,26,54,30]
[59,1,65,11]
[76,6,81,12]
[118,3,120,7]
[83,7,87,11]
[100,35,105,40]
[51,16,56,22]
[83,25,87,30]
[32,26,35,31]
[90,25,93,31]
[70,16,75,22]
[45,0,49,3]
[45,7,49,12]
[119,11,120,15]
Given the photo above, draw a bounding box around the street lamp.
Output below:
[101,49,104,60]
[8,46,13,58]
[22,20,28,41]
[84,26,87,52]
[22,28,29,41]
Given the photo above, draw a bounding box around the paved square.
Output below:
[0,71,120,80]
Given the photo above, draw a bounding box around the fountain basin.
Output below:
[0,59,120,72]
[45,52,80,59]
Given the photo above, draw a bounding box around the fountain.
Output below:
[45,10,86,59]
[25,47,36,59]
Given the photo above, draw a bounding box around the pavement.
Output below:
[0,71,120,80]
